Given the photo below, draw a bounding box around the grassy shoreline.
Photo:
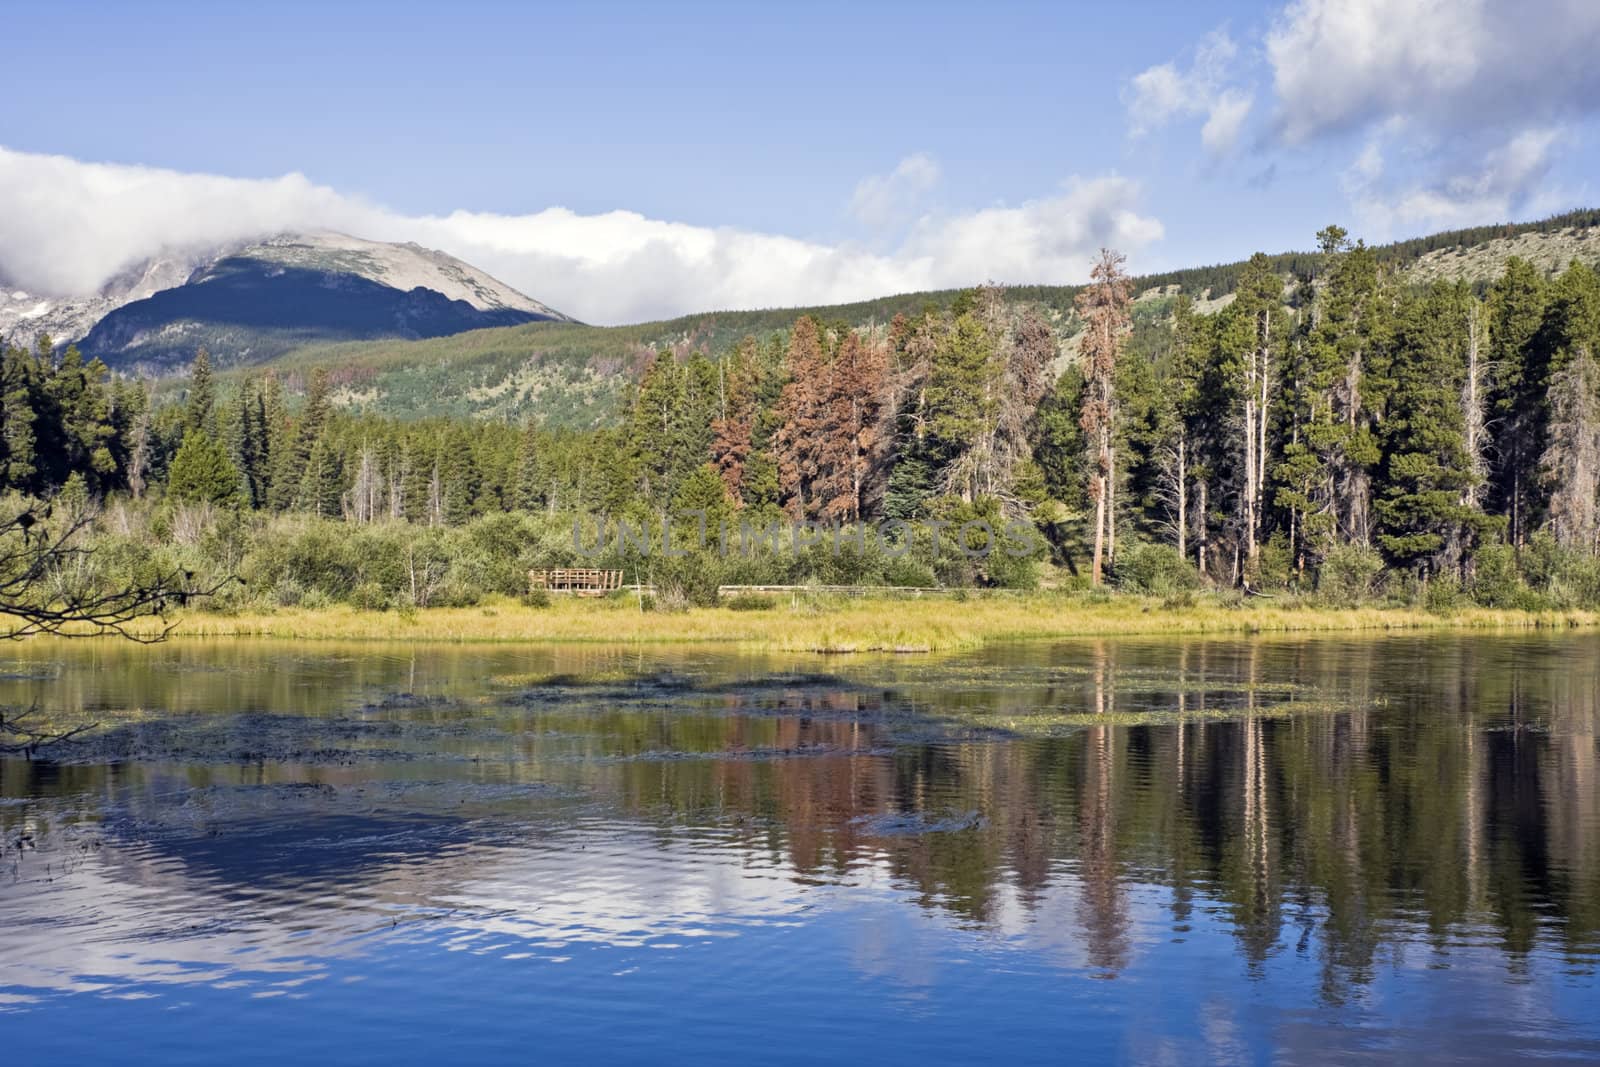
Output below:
[108,594,1600,651]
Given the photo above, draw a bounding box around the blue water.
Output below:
[2,636,1598,1064]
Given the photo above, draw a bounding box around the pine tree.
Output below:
[513,419,543,511]
[45,346,118,495]
[710,338,759,501]
[818,331,889,521]
[286,369,333,512]
[1486,256,1551,544]
[1296,237,1388,551]
[1535,262,1600,550]
[628,349,681,500]
[772,317,831,517]
[1,342,39,494]
[1541,346,1600,552]
[400,431,434,523]
[1150,297,1207,561]
[440,427,480,525]
[1033,366,1088,511]
[1373,283,1484,575]
[1220,253,1285,571]
[185,347,216,440]
[167,431,242,506]
[260,375,291,510]
[925,310,999,499]
[229,376,272,508]
[994,304,1057,509]
[301,434,344,518]
[672,462,736,534]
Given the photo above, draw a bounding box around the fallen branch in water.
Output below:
[0,704,101,758]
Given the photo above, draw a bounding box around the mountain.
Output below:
[2,232,570,373]
[1,250,205,351]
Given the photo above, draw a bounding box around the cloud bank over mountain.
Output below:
[0,147,1161,325]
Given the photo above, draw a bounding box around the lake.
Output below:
[2,634,1598,1064]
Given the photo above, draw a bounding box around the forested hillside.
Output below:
[8,215,1600,610]
[213,209,1600,428]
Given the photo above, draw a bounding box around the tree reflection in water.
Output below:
[0,633,1596,1022]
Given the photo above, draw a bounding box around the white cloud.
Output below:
[1266,0,1600,143]
[0,147,1163,325]
[1342,127,1566,237]
[903,177,1165,284]
[1136,1,1598,235]
[1125,30,1254,154]
[850,153,940,230]
[1201,91,1254,155]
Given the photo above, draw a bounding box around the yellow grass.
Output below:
[107,594,1600,652]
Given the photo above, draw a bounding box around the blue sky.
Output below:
[3,0,1598,322]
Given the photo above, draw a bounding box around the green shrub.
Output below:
[722,592,777,611]
[1113,543,1202,597]
[882,557,937,588]
[1520,531,1600,609]
[298,587,333,610]
[647,551,722,608]
[1255,532,1293,590]
[1316,545,1385,607]
[1471,543,1534,608]
[1423,574,1464,614]
[272,577,306,607]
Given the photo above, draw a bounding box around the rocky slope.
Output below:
[1,232,570,371]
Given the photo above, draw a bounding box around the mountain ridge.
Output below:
[0,231,570,370]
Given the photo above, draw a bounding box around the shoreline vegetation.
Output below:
[97,594,1600,652]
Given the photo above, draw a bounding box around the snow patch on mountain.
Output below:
[231,232,570,319]
[0,230,570,348]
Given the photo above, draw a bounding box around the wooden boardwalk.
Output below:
[528,568,625,597]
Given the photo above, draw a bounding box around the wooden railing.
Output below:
[528,574,1013,600]
[528,568,625,596]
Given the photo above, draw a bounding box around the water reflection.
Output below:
[1,635,1598,1062]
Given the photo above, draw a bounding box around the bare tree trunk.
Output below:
[1344,352,1369,545]
[127,409,151,500]
[1106,444,1117,568]
[388,460,405,521]
[1091,478,1107,586]
[1176,438,1188,558]
[427,460,444,528]
[1240,311,1271,571]
[1257,317,1271,545]
[351,442,382,524]
[1512,465,1522,547]
[1462,305,1488,510]
[1243,380,1258,565]
[1076,248,1130,586]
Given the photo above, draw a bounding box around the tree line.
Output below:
[5,226,1600,606]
